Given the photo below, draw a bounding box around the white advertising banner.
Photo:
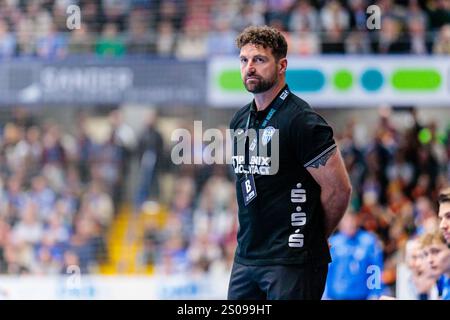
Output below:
[0,274,229,300]
[208,56,450,108]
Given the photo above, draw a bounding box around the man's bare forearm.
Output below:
[321,187,351,238]
[305,146,352,239]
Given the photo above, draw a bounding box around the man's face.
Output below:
[413,249,427,275]
[439,202,450,244]
[239,43,284,94]
[406,241,421,271]
[423,243,450,278]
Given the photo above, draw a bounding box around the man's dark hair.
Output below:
[439,187,450,204]
[236,25,288,61]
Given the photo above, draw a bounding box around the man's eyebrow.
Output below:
[239,54,268,59]
[439,210,450,217]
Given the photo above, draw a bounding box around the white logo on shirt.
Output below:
[262,126,276,146]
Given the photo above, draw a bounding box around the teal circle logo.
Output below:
[361,69,384,92]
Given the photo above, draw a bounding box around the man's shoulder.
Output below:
[230,102,251,129]
[287,93,312,112]
[285,93,329,126]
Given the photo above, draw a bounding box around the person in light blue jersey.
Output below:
[324,210,384,300]
[420,230,450,300]
[435,188,450,300]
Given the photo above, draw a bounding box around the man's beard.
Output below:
[244,72,277,94]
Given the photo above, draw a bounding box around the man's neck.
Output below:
[254,80,286,111]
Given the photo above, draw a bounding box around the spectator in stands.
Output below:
[433,24,450,54]
[12,201,44,245]
[4,176,27,225]
[320,0,350,33]
[395,236,440,299]
[265,0,295,29]
[289,0,320,32]
[232,2,265,32]
[406,0,429,29]
[80,181,114,229]
[325,210,384,300]
[0,218,11,272]
[156,20,177,57]
[157,0,183,31]
[348,0,369,31]
[0,19,16,58]
[95,22,126,56]
[421,231,450,299]
[372,16,410,53]
[30,175,56,222]
[67,216,96,274]
[345,30,372,54]
[407,17,432,54]
[108,109,137,211]
[135,110,164,211]
[207,18,237,56]
[126,16,155,55]
[438,188,450,245]
[291,27,321,55]
[80,0,105,34]
[68,23,95,55]
[322,27,346,53]
[175,23,207,59]
[102,0,129,32]
[426,0,450,31]
[376,0,407,22]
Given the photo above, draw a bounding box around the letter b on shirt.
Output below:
[245,180,251,193]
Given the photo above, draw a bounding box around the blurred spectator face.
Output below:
[439,25,450,42]
[22,201,38,224]
[0,19,8,35]
[239,43,284,94]
[75,217,94,239]
[72,23,89,38]
[63,250,80,267]
[7,176,22,194]
[103,23,119,39]
[439,201,450,244]
[26,126,41,143]
[423,243,450,278]
[381,17,400,39]
[408,18,425,36]
[339,212,359,237]
[38,247,52,264]
[405,240,420,270]
[31,175,47,192]
[416,197,434,220]
[349,0,365,10]
[3,123,20,145]
[158,20,173,36]
[414,248,428,276]
[436,0,450,9]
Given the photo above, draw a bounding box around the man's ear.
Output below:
[278,58,287,75]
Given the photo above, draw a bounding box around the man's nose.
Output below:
[440,219,448,231]
[246,61,256,72]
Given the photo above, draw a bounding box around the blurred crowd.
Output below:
[324,107,450,299]
[144,105,450,300]
[0,104,449,301]
[0,108,138,275]
[0,0,450,59]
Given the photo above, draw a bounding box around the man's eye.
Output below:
[240,58,247,63]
